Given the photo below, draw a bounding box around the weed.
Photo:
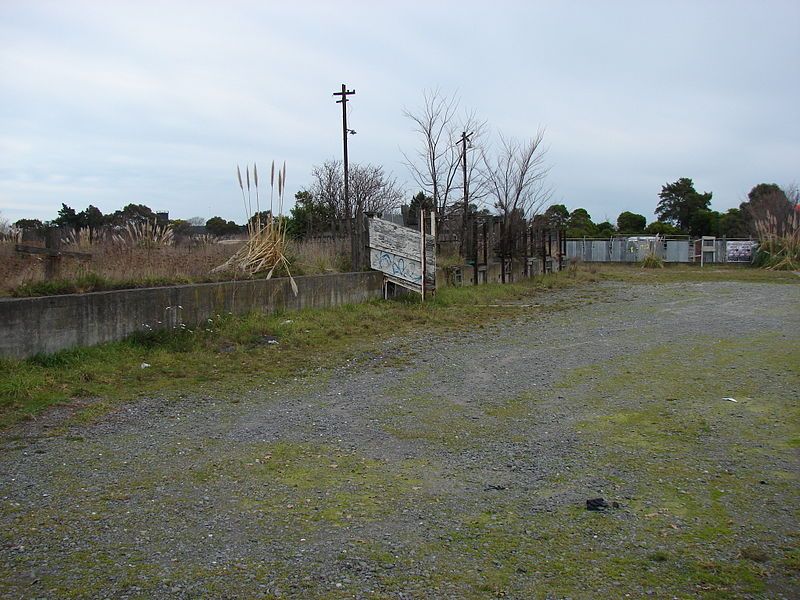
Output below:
[641,253,664,269]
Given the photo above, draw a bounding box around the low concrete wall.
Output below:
[0,272,384,359]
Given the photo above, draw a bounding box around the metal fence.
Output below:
[565,237,757,264]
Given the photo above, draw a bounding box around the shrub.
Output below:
[641,253,664,269]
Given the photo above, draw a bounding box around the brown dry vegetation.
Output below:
[0,237,351,297]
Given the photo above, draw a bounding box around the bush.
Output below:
[641,253,664,269]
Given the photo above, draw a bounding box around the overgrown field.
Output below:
[0,237,349,297]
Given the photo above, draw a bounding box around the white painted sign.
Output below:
[726,240,756,263]
[368,217,435,293]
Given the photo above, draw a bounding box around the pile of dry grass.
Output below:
[213,161,297,293]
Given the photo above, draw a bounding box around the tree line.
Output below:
[540,179,798,239]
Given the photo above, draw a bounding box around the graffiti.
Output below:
[367,217,436,293]
[377,252,422,283]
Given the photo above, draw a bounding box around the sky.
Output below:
[1,0,798,226]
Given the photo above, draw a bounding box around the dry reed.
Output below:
[754,210,800,270]
[213,161,297,294]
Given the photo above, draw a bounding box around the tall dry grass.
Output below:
[754,210,800,270]
[1,234,350,296]
[213,161,296,292]
[1,235,242,296]
[288,238,351,274]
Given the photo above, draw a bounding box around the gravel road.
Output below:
[1,279,798,599]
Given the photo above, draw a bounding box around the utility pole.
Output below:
[457,130,473,258]
[333,83,356,263]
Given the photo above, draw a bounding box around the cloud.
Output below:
[1,0,798,224]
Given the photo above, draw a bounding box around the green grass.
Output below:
[368,329,799,598]
[0,270,599,428]
[595,262,800,284]
[0,264,795,429]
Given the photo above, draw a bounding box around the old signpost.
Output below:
[15,228,90,279]
[367,211,436,299]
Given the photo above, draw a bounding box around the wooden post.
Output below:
[482,221,488,277]
[472,217,479,286]
[44,228,62,280]
[420,209,426,301]
[430,211,436,293]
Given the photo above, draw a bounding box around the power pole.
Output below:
[333,84,356,263]
[457,130,473,258]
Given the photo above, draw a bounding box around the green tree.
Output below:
[717,208,749,238]
[54,203,82,229]
[14,218,45,233]
[616,211,647,233]
[169,219,193,236]
[109,203,156,226]
[655,178,712,232]
[542,204,569,229]
[644,221,682,235]
[595,221,616,237]
[405,192,434,228]
[565,208,597,237]
[286,190,334,240]
[687,209,721,237]
[205,216,240,237]
[77,205,104,241]
[248,211,273,231]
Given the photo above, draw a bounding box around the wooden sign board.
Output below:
[368,217,435,293]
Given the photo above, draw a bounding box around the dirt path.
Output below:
[1,279,798,599]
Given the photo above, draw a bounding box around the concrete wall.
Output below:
[0,272,384,359]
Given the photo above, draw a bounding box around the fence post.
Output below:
[44,228,62,280]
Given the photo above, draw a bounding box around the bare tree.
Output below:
[309,159,405,268]
[350,164,404,217]
[310,160,403,220]
[310,160,345,232]
[481,129,551,257]
[402,90,462,233]
[784,182,799,208]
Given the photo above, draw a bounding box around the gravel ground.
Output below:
[1,279,798,599]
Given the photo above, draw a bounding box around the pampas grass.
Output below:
[117,220,175,248]
[641,252,664,269]
[754,210,799,270]
[213,161,297,294]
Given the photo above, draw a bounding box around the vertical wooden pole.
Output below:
[420,209,426,301]
[44,228,62,280]
[472,218,479,286]
[482,222,488,274]
[430,211,436,293]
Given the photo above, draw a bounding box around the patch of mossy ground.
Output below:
[362,332,798,598]
[1,267,797,598]
[0,439,432,599]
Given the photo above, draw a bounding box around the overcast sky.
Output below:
[1,0,798,226]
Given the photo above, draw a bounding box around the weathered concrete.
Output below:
[0,272,384,359]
